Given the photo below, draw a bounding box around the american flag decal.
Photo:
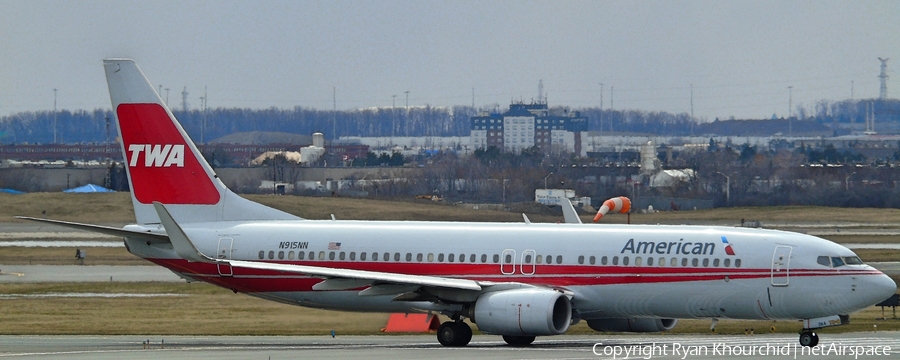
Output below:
[328,242,341,250]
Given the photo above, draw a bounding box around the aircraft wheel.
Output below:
[799,331,818,347]
[437,321,472,347]
[502,335,536,346]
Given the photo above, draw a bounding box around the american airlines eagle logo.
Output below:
[721,236,736,256]
[127,144,185,167]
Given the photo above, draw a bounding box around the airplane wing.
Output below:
[152,202,484,292]
[15,216,168,243]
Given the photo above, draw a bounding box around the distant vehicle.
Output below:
[22,59,896,347]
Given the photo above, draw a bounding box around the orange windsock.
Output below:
[593,196,632,222]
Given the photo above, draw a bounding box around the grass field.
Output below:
[2,192,900,336]
[6,192,900,226]
[1,282,898,336]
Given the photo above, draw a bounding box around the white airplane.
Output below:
[21,59,896,347]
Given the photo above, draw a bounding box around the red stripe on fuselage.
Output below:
[149,258,882,293]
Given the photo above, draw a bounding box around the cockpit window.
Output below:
[817,256,831,267]
[831,257,845,267]
[843,256,864,265]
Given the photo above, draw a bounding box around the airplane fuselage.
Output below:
[123,221,892,322]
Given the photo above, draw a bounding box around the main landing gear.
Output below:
[437,321,472,347]
[799,330,819,347]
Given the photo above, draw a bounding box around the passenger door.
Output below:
[771,245,791,286]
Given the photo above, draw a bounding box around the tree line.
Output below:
[2,98,898,145]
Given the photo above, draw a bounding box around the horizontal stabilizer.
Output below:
[15,216,168,243]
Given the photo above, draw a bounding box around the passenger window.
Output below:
[612,256,619,265]
[589,256,596,265]
[681,258,688,267]
[372,252,379,261]
[438,253,445,262]
[268,251,275,260]
[416,253,423,262]
[309,252,315,260]
[493,254,500,263]
[459,254,465,262]
[278,251,285,260]
[670,258,677,267]
[360,252,366,261]
[817,256,831,267]
[702,258,709,267]
[724,258,731,267]
[525,254,533,263]
[481,254,487,263]
[659,257,665,266]
[427,253,434,262]
[504,254,512,263]
[578,255,584,264]
[449,254,455,262]
[339,252,345,260]
[299,251,306,260]
[329,252,336,260]
[646,257,652,266]
[735,259,742,268]
[635,257,642,266]
[601,256,608,265]
[691,258,698,267]
[349,252,355,261]
[405,253,411,262]
[288,251,294,260]
[536,255,543,264]
[384,252,390,261]
[713,258,719,267]
[470,254,476,262]
[394,253,400,261]
[623,256,629,266]
[546,256,553,265]
[258,251,264,259]
[556,255,562,264]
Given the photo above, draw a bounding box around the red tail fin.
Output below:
[104,59,300,224]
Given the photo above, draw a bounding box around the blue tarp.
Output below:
[0,188,25,194]
[63,184,114,193]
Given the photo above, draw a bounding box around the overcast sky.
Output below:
[1,0,897,121]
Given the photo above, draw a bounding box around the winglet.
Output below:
[152,202,215,263]
[561,199,583,224]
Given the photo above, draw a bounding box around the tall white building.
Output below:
[471,101,588,155]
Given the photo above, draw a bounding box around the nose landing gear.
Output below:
[799,330,819,347]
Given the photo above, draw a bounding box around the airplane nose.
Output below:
[867,273,897,305]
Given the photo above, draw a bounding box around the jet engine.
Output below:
[471,289,571,335]
[587,318,677,332]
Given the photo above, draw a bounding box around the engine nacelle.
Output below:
[472,289,571,336]
[587,318,678,333]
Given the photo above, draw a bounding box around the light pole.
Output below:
[716,172,730,205]
[543,172,554,189]
[845,172,856,191]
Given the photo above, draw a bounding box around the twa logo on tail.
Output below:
[116,103,220,205]
[128,144,185,167]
